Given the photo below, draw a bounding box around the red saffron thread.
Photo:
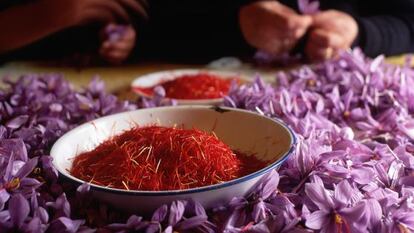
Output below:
[70,126,267,191]
[134,73,237,99]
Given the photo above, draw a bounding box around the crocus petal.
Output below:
[351,166,376,185]
[175,215,208,230]
[320,221,337,233]
[224,209,248,230]
[252,200,267,222]
[87,76,106,94]
[145,222,162,233]
[152,205,168,222]
[75,94,94,110]
[254,169,279,200]
[340,201,366,224]
[35,207,49,224]
[0,139,28,162]
[350,108,366,120]
[48,217,84,233]
[305,181,334,211]
[19,178,42,193]
[46,193,71,218]
[153,86,166,97]
[106,223,129,231]
[192,200,207,217]
[40,156,58,181]
[11,160,25,177]
[168,201,185,225]
[0,125,8,139]
[6,115,29,129]
[21,217,42,233]
[334,180,354,206]
[0,189,10,211]
[163,225,173,233]
[387,161,405,188]
[15,157,38,179]
[76,183,90,196]
[397,212,414,227]
[9,193,30,228]
[400,176,414,187]
[305,210,329,230]
[364,199,382,228]
[4,153,15,181]
[243,221,270,233]
[126,215,144,229]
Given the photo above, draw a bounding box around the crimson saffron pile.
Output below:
[136,73,236,99]
[70,126,266,191]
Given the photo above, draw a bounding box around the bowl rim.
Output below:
[50,105,297,196]
[131,69,243,104]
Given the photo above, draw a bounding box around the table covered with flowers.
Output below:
[1,49,414,233]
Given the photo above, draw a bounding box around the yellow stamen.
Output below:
[343,111,351,118]
[335,214,343,224]
[307,79,316,87]
[6,178,20,191]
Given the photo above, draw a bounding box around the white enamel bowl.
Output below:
[131,69,244,105]
[50,106,296,214]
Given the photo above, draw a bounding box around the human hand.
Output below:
[40,0,147,28]
[99,24,136,64]
[305,10,358,61]
[239,1,312,55]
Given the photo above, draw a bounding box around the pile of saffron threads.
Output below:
[70,126,267,191]
[135,73,237,99]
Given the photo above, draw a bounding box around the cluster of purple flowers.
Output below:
[0,75,136,232]
[1,48,414,233]
[224,49,414,232]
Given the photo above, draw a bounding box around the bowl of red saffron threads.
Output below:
[131,69,243,105]
[50,106,296,214]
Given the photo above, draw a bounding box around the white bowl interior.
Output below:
[131,69,243,105]
[52,106,292,176]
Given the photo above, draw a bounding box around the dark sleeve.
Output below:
[135,0,267,62]
[352,0,414,57]
[355,14,414,57]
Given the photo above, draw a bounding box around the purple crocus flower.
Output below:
[115,200,214,233]
[105,24,128,43]
[320,149,376,185]
[266,194,303,233]
[372,161,405,190]
[166,200,214,233]
[298,0,320,14]
[376,198,414,233]
[138,86,177,108]
[280,131,333,192]
[0,140,41,201]
[304,177,368,232]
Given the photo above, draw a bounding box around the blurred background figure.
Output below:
[1,0,414,64]
[0,0,147,64]
[239,0,414,61]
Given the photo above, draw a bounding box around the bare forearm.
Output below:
[0,2,71,54]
